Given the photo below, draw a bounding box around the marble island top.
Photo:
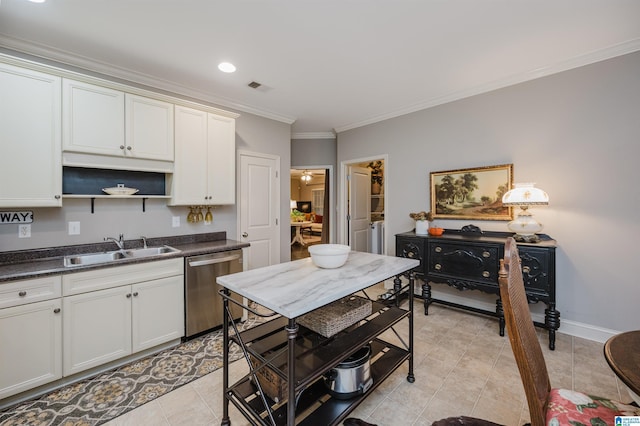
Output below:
[217,251,419,319]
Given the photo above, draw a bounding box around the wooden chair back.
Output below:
[498,237,551,426]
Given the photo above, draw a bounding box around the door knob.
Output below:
[242,232,248,238]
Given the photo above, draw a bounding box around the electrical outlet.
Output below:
[172,216,180,227]
[18,224,31,238]
[68,221,81,235]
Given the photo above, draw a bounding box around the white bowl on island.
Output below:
[308,244,351,269]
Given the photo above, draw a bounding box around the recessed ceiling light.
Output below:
[218,62,236,73]
[28,0,47,3]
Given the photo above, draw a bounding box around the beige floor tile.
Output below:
[103,400,169,426]
[94,302,623,426]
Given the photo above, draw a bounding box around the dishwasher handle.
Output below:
[188,253,241,267]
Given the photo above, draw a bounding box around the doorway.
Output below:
[290,165,334,259]
[340,156,386,254]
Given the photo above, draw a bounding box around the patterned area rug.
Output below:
[0,314,270,426]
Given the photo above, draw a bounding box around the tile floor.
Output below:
[103,293,632,426]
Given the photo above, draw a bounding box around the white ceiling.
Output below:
[1,0,639,137]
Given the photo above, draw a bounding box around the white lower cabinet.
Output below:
[0,298,62,399]
[62,259,184,376]
[63,285,132,376]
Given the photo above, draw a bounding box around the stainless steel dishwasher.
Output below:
[185,250,244,339]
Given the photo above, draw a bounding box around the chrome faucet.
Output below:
[105,234,125,250]
[140,236,148,249]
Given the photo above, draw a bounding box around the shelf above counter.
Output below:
[62,194,171,213]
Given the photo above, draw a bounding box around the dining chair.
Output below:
[498,237,640,426]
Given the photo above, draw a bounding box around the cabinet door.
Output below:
[63,78,125,157]
[207,113,236,204]
[0,63,62,207]
[63,286,132,376]
[132,276,184,352]
[125,94,174,161]
[0,299,62,399]
[170,105,208,205]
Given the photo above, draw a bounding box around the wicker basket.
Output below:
[298,296,372,338]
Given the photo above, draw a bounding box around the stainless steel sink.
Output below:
[64,251,128,267]
[124,246,180,258]
[63,245,180,267]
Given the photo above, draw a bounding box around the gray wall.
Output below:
[337,51,640,337]
[291,138,337,168]
[0,54,291,259]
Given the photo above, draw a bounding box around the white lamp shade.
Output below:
[290,200,297,209]
[502,183,549,206]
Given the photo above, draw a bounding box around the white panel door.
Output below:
[239,152,280,270]
[348,166,371,253]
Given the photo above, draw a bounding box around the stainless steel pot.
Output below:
[324,345,373,399]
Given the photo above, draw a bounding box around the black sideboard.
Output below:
[396,227,559,350]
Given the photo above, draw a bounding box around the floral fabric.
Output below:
[546,388,640,426]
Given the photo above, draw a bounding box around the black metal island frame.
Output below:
[216,251,419,426]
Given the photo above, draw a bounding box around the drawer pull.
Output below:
[133,292,139,297]
[53,308,61,314]
[482,271,490,278]
[435,263,441,270]
[126,293,132,298]
[18,291,27,297]
[435,246,442,253]
[482,251,490,258]
[522,266,531,274]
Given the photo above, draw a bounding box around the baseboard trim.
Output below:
[424,289,621,344]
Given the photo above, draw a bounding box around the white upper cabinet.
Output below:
[125,94,174,162]
[63,78,125,156]
[62,79,174,172]
[170,105,236,205]
[0,63,62,207]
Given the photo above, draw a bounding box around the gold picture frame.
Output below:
[430,164,513,221]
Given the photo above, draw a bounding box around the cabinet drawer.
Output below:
[428,241,499,284]
[63,258,183,296]
[0,275,62,309]
[396,237,425,273]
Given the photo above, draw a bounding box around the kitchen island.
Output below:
[217,251,419,426]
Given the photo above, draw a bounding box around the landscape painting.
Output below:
[430,164,513,221]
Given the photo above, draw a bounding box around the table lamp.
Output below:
[290,200,297,211]
[501,183,549,243]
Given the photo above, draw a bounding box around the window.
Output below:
[312,189,324,215]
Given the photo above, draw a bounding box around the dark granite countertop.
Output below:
[0,232,249,283]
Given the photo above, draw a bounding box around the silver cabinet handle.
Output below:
[18,291,27,297]
[126,146,132,151]
[242,232,248,238]
[54,308,61,314]
[55,195,61,199]
[126,293,132,298]
[120,145,125,149]
[133,292,139,297]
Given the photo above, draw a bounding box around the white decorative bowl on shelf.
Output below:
[308,244,351,269]
[102,186,139,196]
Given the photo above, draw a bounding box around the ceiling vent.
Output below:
[248,81,262,89]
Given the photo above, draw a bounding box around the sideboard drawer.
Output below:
[427,241,499,285]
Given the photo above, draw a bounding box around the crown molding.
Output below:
[335,38,640,133]
[0,35,296,125]
[291,132,336,140]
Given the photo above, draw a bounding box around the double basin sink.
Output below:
[64,245,180,267]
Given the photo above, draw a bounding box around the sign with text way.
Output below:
[0,211,33,224]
